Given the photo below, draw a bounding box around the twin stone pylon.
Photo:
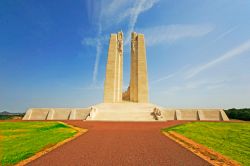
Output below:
[104,32,149,103]
[23,31,230,121]
[103,32,123,103]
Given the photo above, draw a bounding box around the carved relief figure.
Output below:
[117,32,123,55]
[131,32,136,54]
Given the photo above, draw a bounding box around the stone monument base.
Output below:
[23,103,229,121]
[86,103,161,121]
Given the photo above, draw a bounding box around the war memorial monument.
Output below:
[23,32,229,121]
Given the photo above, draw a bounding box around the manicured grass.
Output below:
[163,122,250,166]
[0,121,77,166]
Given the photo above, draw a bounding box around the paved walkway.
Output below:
[28,121,211,166]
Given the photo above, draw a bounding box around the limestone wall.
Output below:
[23,108,50,120]
[162,109,229,121]
[69,109,91,120]
[177,109,199,120]
[46,108,72,120]
[23,108,91,120]
[198,109,229,121]
[164,110,176,120]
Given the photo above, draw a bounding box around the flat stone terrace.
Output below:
[22,103,229,121]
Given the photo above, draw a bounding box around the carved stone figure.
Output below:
[117,32,123,55]
[131,32,136,54]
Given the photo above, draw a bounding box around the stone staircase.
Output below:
[86,103,163,121]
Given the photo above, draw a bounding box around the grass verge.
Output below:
[163,122,250,166]
[0,121,77,166]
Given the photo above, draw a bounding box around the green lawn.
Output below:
[0,121,77,166]
[163,122,250,166]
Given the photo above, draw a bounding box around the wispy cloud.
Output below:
[101,0,134,29]
[138,24,215,46]
[151,74,175,84]
[163,79,227,94]
[84,1,104,84]
[81,35,109,47]
[165,81,206,94]
[213,26,238,42]
[186,39,250,78]
[124,0,160,45]
[81,37,97,47]
[93,37,102,84]
[151,65,190,84]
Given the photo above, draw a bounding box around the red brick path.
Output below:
[28,121,211,166]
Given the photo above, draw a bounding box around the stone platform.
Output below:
[23,103,229,121]
[161,108,229,121]
[87,103,160,121]
[86,103,229,121]
[22,108,91,120]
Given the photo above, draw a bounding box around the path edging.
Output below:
[162,131,240,166]
[16,121,87,166]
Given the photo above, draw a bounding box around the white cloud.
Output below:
[213,26,238,42]
[92,25,102,84]
[101,0,132,25]
[81,35,109,47]
[105,0,128,14]
[81,38,97,47]
[150,65,190,84]
[85,0,102,25]
[92,39,102,84]
[163,78,228,95]
[124,0,160,45]
[151,74,175,84]
[186,39,250,78]
[138,24,215,46]
[100,0,159,33]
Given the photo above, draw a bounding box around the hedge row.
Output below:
[224,108,250,121]
[0,115,13,120]
[0,114,24,120]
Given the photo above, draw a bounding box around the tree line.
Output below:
[224,108,250,121]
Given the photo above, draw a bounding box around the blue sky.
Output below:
[1,0,250,113]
